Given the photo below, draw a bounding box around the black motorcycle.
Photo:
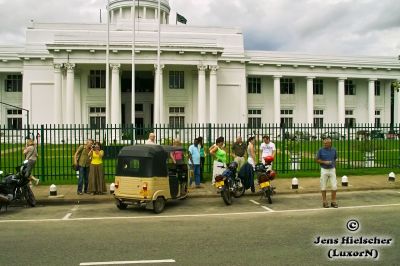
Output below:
[0,160,37,210]
[214,162,245,205]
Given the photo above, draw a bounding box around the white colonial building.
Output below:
[0,0,399,129]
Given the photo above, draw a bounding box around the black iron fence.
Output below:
[1,123,399,183]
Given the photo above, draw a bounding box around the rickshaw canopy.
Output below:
[116,145,185,177]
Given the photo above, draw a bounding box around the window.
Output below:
[345,110,353,115]
[345,118,356,127]
[313,118,323,128]
[169,71,184,89]
[313,109,324,128]
[135,104,143,112]
[248,109,262,128]
[7,109,22,129]
[280,78,295,94]
[313,79,324,95]
[89,107,106,128]
[375,118,381,127]
[169,107,185,128]
[280,109,293,126]
[375,80,381,96]
[345,80,356,95]
[281,109,293,115]
[88,70,106,89]
[5,74,22,92]
[375,110,381,127]
[345,109,355,127]
[247,77,261,94]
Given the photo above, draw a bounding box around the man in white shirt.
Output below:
[259,135,276,164]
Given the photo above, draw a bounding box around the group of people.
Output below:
[231,135,276,170]
[74,139,106,195]
[221,134,339,208]
[73,132,338,208]
[145,133,206,189]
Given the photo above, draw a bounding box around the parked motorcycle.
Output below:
[214,161,245,205]
[0,160,36,210]
[255,156,276,204]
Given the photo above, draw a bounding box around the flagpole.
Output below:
[154,0,161,125]
[131,0,136,127]
[106,0,110,126]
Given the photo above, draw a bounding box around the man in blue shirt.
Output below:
[315,138,338,208]
[188,138,202,188]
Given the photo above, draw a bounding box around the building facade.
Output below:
[0,0,399,129]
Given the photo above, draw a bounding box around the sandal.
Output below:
[323,202,329,208]
[331,202,338,208]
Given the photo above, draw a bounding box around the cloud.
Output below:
[0,0,399,56]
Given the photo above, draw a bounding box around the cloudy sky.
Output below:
[0,0,399,56]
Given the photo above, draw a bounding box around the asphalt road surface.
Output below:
[0,190,399,266]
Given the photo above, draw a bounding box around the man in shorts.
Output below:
[315,138,338,208]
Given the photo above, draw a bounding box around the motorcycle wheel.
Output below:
[265,188,272,204]
[24,186,36,207]
[233,180,245,198]
[221,187,232,205]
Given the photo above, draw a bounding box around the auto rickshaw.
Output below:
[114,145,189,213]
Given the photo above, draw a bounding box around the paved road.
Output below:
[0,190,399,265]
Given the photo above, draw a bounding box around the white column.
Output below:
[273,76,282,124]
[111,64,121,125]
[53,64,63,124]
[159,65,165,124]
[306,77,315,125]
[154,64,160,125]
[337,78,346,125]
[368,78,376,125]
[394,80,400,124]
[209,65,218,124]
[197,65,207,124]
[143,6,147,19]
[65,63,75,124]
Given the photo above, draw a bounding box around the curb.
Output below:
[33,186,400,205]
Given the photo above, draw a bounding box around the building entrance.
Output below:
[121,71,154,126]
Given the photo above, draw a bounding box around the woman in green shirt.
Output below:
[209,136,226,184]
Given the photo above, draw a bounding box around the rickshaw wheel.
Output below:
[116,200,128,210]
[153,197,166,214]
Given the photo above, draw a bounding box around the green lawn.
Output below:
[1,139,399,184]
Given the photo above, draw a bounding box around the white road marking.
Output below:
[80,259,175,265]
[249,200,260,205]
[62,205,79,220]
[62,213,72,220]
[261,206,275,212]
[1,203,400,223]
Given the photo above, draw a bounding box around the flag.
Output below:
[176,13,187,24]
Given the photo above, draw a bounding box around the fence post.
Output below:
[40,124,45,182]
[347,125,351,169]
